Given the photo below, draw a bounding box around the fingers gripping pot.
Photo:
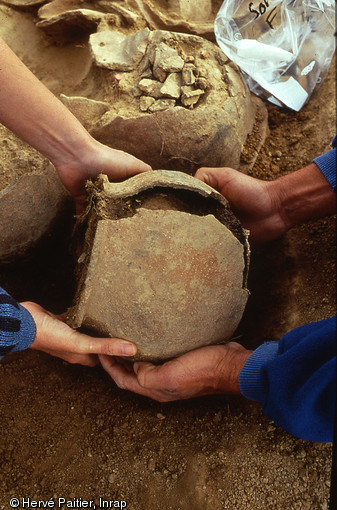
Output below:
[67,171,250,361]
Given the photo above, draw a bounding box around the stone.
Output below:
[0,164,69,262]
[131,86,143,98]
[68,171,249,361]
[138,78,164,99]
[181,85,203,97]
[153,42,184,73]
[153,67,167,83]
[139,96,156,112]
[59,94,109,130]
[140,67,154,80]
[181,95,203,108]
[160,73,182,99]
[196,76,208,90]
[184,62,197,72]
[148,99,176,113]
[89,28,150,72]
[182,65,196,86]
[181,86,204,107]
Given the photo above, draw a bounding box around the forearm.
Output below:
[270,162,336,230]
[239,317,336,442]
[0,38,93,168]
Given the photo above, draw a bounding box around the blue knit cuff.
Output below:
[239,341,279,403]
[11,304,36,352]
[313,145,336,192]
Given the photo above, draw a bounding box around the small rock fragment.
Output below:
[149,99,176,113]
[182,64,196,86]
[153,67,167,83]
[131,85,143,98]
[138,78,164,99]
[184,62,197,72]
[181,85,203,97]
[160,73,182,99]
[140,67,153,80]
[196,77,208,90]
[181,86,204,107]
[153,42,184,74]
[89,28,150,71]
[139,96,156,112]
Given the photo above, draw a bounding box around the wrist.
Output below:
[270,163,336,230]
[214,344,252,395]
[50,128,94,170]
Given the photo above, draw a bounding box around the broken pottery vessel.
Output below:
[0,163,69,262]
[89,29,268,174]
[67,171,250,362]
[35,0,215,43]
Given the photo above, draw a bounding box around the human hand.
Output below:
[99,343,251,402]
[21,301,137,366]
[195,163,336,242]
[195,166,287,243]
[0,38,151,215]
[55,137,151,214]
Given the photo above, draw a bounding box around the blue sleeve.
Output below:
[313,136,336,191]
[239,316,336,442]
[0,286,36,360]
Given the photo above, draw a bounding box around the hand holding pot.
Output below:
[22,302,137,366]
[99,343,251,402]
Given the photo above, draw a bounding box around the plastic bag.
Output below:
[214,0,336,111]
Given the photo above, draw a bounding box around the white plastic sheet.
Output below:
[215,0,336,111]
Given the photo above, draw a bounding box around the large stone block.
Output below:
[68,170,250,362]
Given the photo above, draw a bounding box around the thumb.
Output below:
[195,166,238,194]
[195,166,222,190]
[73,334,137,357]
[133,362,160,388]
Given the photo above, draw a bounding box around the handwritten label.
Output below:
[248,1,278,29]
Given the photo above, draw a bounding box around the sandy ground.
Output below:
[0,3,335,510]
